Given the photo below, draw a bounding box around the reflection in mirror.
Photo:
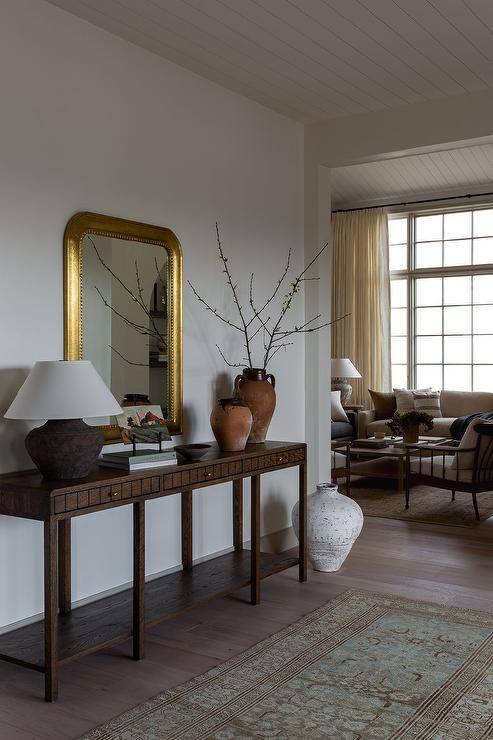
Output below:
[82,235,169,425]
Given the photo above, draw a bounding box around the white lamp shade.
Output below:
[331,358,361,379]
[5,360,123,420]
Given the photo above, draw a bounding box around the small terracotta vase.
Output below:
[234,368,276,443]
[403,425,419,444]
[210,398,253,452]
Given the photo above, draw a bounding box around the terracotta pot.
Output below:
[234,368,276,444]
[210,397,252,452]
[403,425,419,444]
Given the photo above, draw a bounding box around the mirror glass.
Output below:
[82,235,169,424]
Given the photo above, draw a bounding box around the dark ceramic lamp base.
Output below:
[25,419,104,479]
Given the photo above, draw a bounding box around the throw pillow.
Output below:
[414,392,442,418]
[368,389,397,420]
[331,390,349,422]
[394,387,432,412]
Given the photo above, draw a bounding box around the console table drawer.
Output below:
[162,460,243,490]
[244,447,305,473]
[53,476,162,513]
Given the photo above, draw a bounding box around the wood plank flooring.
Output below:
[0,515,491,740]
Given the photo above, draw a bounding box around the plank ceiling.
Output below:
[331,143,493,209]
[47,0,493,124]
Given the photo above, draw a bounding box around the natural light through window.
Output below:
[389,207,493,392]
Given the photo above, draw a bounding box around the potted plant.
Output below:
[386,410,434,444]
[189,224,348,443]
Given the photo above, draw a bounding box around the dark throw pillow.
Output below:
[368,389,397,420]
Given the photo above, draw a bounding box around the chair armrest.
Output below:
[357,409,376,438]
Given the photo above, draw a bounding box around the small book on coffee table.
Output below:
[352,438,390,449]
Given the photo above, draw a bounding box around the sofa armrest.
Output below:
[357,409,376,438]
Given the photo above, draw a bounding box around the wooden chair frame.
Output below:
[405,423,493,520]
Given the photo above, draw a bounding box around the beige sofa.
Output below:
[358,390,493,439]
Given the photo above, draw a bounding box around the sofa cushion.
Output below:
[440,390,493,417]
[331,421,354,439]
[428,417,454,436]
[368,389,396,420]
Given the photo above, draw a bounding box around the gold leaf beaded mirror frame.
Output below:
[64,212,183,441]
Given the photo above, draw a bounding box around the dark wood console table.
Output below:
[0,440,307,702]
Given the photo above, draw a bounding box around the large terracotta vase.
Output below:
[210,397,252,452]
[234,368,276,443]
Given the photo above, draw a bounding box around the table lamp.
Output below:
[5,360,122,479]
[331,358,361,406]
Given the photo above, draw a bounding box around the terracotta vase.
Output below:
[403,425,419,444]
[234,368,276,444]
[210,397,253,452]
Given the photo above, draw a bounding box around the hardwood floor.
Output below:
[0,515,491,739]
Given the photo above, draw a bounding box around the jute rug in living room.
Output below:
[81,590,493,739]
[344,479,493,527]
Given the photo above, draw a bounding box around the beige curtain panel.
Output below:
[331,208,391,407]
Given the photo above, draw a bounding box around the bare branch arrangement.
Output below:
[88,236,167,367]
[188,224,349,369]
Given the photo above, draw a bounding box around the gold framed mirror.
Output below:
[64,212,182,440]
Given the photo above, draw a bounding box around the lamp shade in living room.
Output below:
[5,361,122,479]
[331,358,361,406]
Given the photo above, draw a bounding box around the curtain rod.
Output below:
[332,190,493,214]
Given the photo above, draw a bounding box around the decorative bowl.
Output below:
[174,444,211,461]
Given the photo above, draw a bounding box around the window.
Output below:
[389,207,493,392]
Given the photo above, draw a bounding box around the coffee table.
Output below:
[344,437,447,498]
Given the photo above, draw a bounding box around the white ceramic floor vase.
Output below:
[292,482,364,572]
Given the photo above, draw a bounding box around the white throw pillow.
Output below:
[394,387,432,412]
[330,391,349,422]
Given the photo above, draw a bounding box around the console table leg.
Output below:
[181,490,193,570]
[58,519,71,615]
[298,463,307,582]
[133,501,145,661]
[250,475,260,605]
[44,519,58,702]
[233,479,243,552]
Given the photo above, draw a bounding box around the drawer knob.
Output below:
[278,456,284,464]
[205,471,213,479]
[110,491,119,497]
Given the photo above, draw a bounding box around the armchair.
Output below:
[405,422,493,520]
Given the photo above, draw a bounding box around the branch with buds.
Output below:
[189,224,350,369]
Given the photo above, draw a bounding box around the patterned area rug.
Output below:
[82,590,493,739]
[344,479,493,527]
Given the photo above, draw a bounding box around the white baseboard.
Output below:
[0,526,297,635]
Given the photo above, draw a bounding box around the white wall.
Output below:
[0,0,304,628]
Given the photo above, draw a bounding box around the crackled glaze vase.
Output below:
[292,482,363,572]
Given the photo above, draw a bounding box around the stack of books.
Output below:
[352,438,390,449]
[99,448,178,471]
